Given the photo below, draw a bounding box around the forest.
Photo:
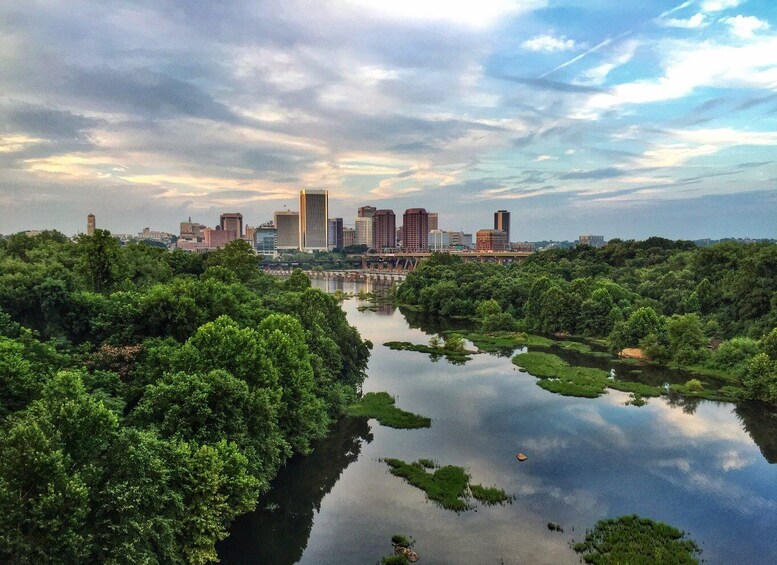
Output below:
[396,238,777,403]
[0,230,371,564]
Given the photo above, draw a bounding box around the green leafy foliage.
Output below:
[347,392,431,429]
[573,515,701,564]
[0,230,371,563]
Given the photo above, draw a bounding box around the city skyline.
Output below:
[1,1,776,239]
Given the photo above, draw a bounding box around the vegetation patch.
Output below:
[382,458,512,511]
[347,392,431,429]
[383,341,473,363]
[512,351,610,398]
[573,514,702,564]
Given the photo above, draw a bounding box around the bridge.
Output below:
[360,250,533,271]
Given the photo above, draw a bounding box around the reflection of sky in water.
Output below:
[223,281,777,565]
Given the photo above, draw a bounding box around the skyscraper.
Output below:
[274,210,300,250]
[428,212,438,231]
[494,210,510,244]
[299,189,328,252]
[476,229,508,251]
[255,222,278,255]
[342,227,355,247]
[402,208,429,252]
[357,206,376,218]
[354,216,373,247]
[220,212,243,238]
[87,213,96,236]
[328,217,344,249]
[372,209,396,250]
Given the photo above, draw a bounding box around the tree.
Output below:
[283,268,311,291]
[77,229,121,292]
[476,299,501,318]
[741,353,777,402]
[203,239,258,283]
[666,313,708,364]
[761,327,777,360]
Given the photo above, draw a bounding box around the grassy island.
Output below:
[347,392,431,429]
[383,340,473,363]
[574,515,701,564]
[383,458,511,511]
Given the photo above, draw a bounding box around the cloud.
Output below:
[662,13,707,29]
[561,167,626,180]
[700,0,742,12]
[722,15,770,38]
[583,40,639,84]
[522,34,578,52]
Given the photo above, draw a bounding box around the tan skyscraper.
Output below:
[428,212,438,231]
[274,211,300,250]
[494,210,510,244]
[299,190,328,252]
[220,212,243,238]
[87,213,96,236]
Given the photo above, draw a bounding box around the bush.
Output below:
[710,337,760,370]
[481,312,519,333]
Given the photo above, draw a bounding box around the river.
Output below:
[218,279,777,564]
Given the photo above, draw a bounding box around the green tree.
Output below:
[741,353,777,402]
[204,239,258,283]
[283,268,311,291]
[476,299,502,318]
[666,313,708,364]
[77,229,121,292]
[761,327,777,360]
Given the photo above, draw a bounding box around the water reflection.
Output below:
[217,418,373,564]
[736,401,777,464]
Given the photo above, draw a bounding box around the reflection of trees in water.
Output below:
[666,392,702,415]
[736,401,777,464]
[399,307,477,335]
[217,417,373,564]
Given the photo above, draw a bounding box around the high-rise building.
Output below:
[220,213,243,238]
[476,229,508,252]
[342,227,355,248]
[448,231,473,249]
[494,210,510,244]
[328,217,344,250]
[87,213,96,236]
[357,206,377,218]
[579,234,605,248]
[372,209,396,250]
[402,208,429,252]
[428,212,439,231]
[180,217,206,241]
[255,222,277,255]
[396,226,403,248]
[244,225,256,245]
[274,211,300,250]
[428,229,450,251]
[203,226,237,248]
[299,190,328,252]
[354,216,373,247]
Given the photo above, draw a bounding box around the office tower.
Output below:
[328,217,344,249]
[428,229,450,251]
[354,216,373,247]
[396,226,403,247]
[274,210,300,250]
[476,229,508,251]
[180,217,206,241]
[87,213,96,236]
[220,212,243,238]
[579,234,605,248]
[357,206,377,218]
[299,189,328,252]
[255,222,278,255]
[494,210,510,244]
[402,208,429,252]
[342,227,355,247]
[203,227,236,248]
[372,209,396,250]
[428,212,438,231]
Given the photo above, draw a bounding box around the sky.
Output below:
[1,0,776,240]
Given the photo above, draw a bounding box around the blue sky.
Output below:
[1,0,775,240]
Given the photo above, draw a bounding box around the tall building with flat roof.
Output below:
[402,208,429,252]
[300,190,328,252]
[220,212,243,238]
[579,234,605,248]
[274,211,300,250]
[372,209,396,250]
[354,216,373,247]
[428,212,438,231]
[476,229,508,252]
[357,206,376,218]
[494,210,510,244]
[328,217,344,249]
[428,229,450,251]
[87,213,96,236]
[255,223,277,255]
[342,227,355,248]
[203,227,236,248]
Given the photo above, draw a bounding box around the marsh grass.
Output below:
[469,484,512,505]
[347,392,431,429]
[384,458,471,511]
[383,341,473,363]
[574,514,701,564]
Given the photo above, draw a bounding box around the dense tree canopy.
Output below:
[0,231,370,563]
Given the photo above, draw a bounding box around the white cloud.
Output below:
[662,13,707,28]
[583,40,639,84]
[700,0,742,12]
[342,0,545,28]
[534,154,557,161]
[722,15,770,38]
[522,34,578,52]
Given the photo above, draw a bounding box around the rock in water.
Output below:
[516,453,527,461]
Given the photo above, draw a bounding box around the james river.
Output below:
[219,279,777,564]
